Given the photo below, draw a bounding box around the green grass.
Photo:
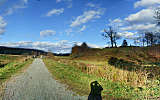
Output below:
[51,46,160,99]
[43,58,152,100]
[0,57,33,84]
[0,55,33,99]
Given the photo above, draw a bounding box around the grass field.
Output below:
[44,53,160,100]
[0,54,33,96]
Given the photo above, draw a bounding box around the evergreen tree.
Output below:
[122,39,128,47]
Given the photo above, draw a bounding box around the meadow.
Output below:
[43,46,160,100]
[0,54,33,98]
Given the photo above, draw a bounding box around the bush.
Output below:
[108,57,135,71]
[108,57,118,65]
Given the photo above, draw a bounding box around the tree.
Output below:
[139,33,146,47]
[154,7,160,26]
[102,26,120,48]
[121,39,128,47]
[81,42,88,48]
[144,32,155,46]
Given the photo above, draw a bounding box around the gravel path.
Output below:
[2,58,87,100]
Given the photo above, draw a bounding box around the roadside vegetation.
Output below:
[0,55,33,83]
[44,44,160,100]
[0,54,33,98]
[43,8,160,99]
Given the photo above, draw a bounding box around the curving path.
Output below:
[2,58,87,100]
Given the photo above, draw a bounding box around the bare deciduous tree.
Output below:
[154,7,160,26]
[144,32,157,46]
[102,26,120,48]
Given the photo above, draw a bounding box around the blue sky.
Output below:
[0,0,159,53]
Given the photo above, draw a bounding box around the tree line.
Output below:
[102,7,160,47]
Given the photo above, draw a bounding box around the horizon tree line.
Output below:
[102,7,160,48]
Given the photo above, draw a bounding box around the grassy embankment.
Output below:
[44,46,160,100]
[0,54,33,86]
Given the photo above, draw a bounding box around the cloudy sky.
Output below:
[0,0,159,53]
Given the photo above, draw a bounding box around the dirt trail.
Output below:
[2,58,87,100]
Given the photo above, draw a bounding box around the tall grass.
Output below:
[0,55,33,87]
[45,56,160,99]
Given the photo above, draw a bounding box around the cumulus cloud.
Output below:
[0,41,72,53]
[125,8,155,24]
[108,6,160,39]
[134,0,160,8]
[46,8,64,16]
[4,0,27,16]
[0,16,7,35]
[40,30,56,37]
[112,18,123,23]
[0,40,102,53]
[106,4,160,41]
[73,42,103,48]
[117,31,137,39]
[120,23,157,31]
[79,25,86,32]
[109,18,124,27]
[70,9,105,27]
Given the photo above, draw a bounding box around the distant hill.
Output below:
[71,44,160,64]
[53,53,70,56]
[0,46,47,55]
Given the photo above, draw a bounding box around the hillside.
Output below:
[0,46,47,55]
[71,45,160,64]
[42,44,160,99]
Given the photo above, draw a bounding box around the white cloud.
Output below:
[65,28,72,35]
[67,3,72,8]
[0,16,7,35]
[125,8,155,24]
[100,29,105,33]
[109,18,124,27]
[6,5,26,15]
[0,41,103,53]
[120,23,157,31]
[23,0,28,4]
[4,0,28,16]
[109,7,159,39]
[70,9,105,27]
[0,41,72,53]
[134,0,160,8]
[79,25,86,32]
[56,0,72,8]
[112,18,123,23]
[0,29,5,35]
[40,30,56,37]
[117,32,137,39]
[73,42,103,48]
[87,3,96,8]
[46,8,64,16]
[87,43,102,48]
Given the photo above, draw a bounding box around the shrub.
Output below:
[108,57,135,71]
